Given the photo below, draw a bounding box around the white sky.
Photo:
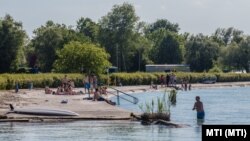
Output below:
[1,0,250,37]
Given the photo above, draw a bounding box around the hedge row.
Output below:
[108,72,250,85]
[109,72,218,85]
[0,73,83,90]
[1,72,250,90]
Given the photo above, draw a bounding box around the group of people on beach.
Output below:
[44,74,114,104]
[45,75,78,95]
[150,73,191,91]
[83,74,98,94]
[150,74,176,90]
[82,74,112,103]
[159,73,177,87]
[44,74,205,121]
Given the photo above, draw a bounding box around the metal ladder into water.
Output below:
[107,87,139,105]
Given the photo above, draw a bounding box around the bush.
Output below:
[1,72,250,90]
[215,73,250,82]
[0,73,83,90]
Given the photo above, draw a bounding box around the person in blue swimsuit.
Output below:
[192,96,205,119]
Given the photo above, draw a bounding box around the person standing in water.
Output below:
[192,96,205,119]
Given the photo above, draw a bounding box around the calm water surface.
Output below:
[1,86,250,141]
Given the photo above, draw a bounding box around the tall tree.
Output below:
[147,29,184,64]
[0,14,27,73]
[238,36,250,72]
[212,27,244,46]
[146,19,179,34]
[53,41,110,73]
[220,43,241,71]
[220,36,250,72]
[32,21,89,72]
[185,34,220,72]
[99,2,139,72]
[76,17,99,43]
[158,31,184,64]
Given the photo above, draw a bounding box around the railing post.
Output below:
[117,90,120,105]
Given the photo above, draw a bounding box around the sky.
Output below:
[1,0,250,38]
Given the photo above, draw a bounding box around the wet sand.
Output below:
[1,81,250,121]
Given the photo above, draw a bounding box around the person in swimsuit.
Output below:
[192,96,205,119]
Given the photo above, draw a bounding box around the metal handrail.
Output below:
[106,91,135,104]
[108,86,139,105]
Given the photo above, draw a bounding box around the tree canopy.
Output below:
[1,3,250,73]
[0,15,27,73]
[185,34,220,72]
[99,2,139,72]
[31,21,89,72]
[53,41,110,73]
[77,17,99,43]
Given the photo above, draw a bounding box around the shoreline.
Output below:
[1,81,250,122]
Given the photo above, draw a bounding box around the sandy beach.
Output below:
[1,81,250,121]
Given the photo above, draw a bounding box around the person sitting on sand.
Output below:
[68,85,77,95]
[101,87,107,95]
[55,86,64,95]
[192,96,205,119]
[93,88,116,105]
[45,86,53,94]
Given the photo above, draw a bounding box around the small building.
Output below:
[146,64,190,72]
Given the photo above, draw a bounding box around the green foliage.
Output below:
[185,34,220,72]
[0,14,27,73]
[149,30,185,64]
[146,19,180,33]
[76,17,99,42]
[168,89,177,106]
[99,2,139,71]
[157,97,164,113]
[145,19,184,65]
[109,72,218,85]
[0,76,7,90]
[108,72,250,85]
[215,73,250,82]
[212,27,244,45]
[0,73,83,90]
[2,6,250,74]
[32,21,89,72]
[53,41,111,74]
[238,37,250,72]
[129,35,153,72]
[220,37,250,72]
[138,89,178,116]
[220,43,242,71]
[209,65,223,73]
[109,72,158,85]
[1,72,250,90]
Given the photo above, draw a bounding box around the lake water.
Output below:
[1,86,250,141]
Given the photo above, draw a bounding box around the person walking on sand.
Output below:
[192,96,205,119]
